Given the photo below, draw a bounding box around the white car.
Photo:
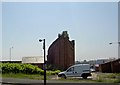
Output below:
[58,64,91,79]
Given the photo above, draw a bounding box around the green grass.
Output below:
[59,73,120,83]
[94,73,120,83]
[2,73,44,80]
[2,73,60,80]
[59,78,98,83]
[2,73,120,83]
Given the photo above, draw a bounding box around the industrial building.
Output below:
[99,58,120,73]
[47,31,75,70]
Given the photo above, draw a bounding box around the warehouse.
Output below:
[47,31,75,70]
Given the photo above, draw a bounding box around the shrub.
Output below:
[46,70,61,75]
[1,63,43,74]
[1,63,60,75]
[113,79,120,83]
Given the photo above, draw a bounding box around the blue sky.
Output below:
[0,2,2,61]
[2,2,118,61]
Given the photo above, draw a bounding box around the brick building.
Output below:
[99,58,120,73]
[47,31,75,70]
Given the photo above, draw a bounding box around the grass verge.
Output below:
[95,73,120,83]
[2,73,120,83]
[2,73,44,80]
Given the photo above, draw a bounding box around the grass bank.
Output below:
[95,73,120,83]
[2,73,120,83]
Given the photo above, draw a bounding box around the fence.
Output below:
[99,58,120,73]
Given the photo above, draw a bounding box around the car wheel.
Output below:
[82,76,87,79]
[61,74,66,79]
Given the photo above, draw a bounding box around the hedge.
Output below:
[0,63,60,75]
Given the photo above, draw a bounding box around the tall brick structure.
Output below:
[47,31,75,70]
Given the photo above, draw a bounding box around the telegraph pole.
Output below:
[9,47,13,62]
[39,39,46,85]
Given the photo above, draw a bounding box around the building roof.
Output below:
[22,56,44,63]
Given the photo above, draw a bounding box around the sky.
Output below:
[1,0,120,2]
[118,2,120,58]
[0,2,2,61]
[1,1,119,61]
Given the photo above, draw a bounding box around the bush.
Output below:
[46,70,61,75]
[113,79,120,83]
[1,63,61,75]
[1,63,43,74]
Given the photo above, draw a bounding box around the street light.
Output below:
[39,39,46,85]
[109,41,120,59]
[109,42,120,47]
[9,46,13,62]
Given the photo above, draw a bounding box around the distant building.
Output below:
[99,58,120,73]
[47,31,75,70]
[22,56,44,68]
[88,58,116,72]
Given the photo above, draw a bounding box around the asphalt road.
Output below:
[1,78,120,85]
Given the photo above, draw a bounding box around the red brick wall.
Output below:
[99,58,120,73]
[99,62,112,73]
[47,32,75,70]
[111,59,120,73]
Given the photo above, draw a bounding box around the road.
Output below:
[1,78,120,85]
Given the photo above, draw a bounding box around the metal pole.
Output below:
[9,48,11,62]
[118,42,120,47]
[109,42,120,59]
[118,42,120,59]
[39,39,46,85]
[43,39,46,85]
[9,47,13,62]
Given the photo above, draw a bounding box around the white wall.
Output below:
[22,56,44,63]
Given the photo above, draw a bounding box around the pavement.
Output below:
[1,78,120,85]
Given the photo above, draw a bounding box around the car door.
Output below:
[66,67,74,77]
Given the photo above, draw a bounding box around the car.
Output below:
[90,68,95,72]
[58,64,91,79]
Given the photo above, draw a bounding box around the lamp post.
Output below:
[109,41,120,58]
[39,39,46,85]
[9,46,13,62]
[109,42,120,46]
